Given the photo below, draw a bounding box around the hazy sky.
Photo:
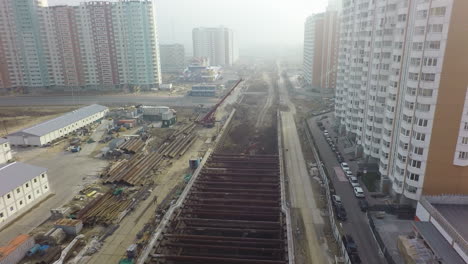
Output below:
[48,0,329,53]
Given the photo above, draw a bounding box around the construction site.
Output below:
[0,63,339,264]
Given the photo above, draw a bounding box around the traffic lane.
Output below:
[307,118,385,264]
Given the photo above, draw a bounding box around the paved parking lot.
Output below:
[306,115,386,264]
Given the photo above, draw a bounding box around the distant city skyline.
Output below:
[48,0,329,54]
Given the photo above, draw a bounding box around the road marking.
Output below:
[334,167,348,182]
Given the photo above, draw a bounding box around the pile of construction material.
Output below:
[77,191,132,225]
[103,153,163,185]
[158,123,197,158]
[119,138,145,153]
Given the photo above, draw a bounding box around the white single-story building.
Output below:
[7,104,108,147]
[415,195,468,264]
[0,138,12,164]
[0,162,50,227]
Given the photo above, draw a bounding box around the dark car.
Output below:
[337,156,344,163]
[358,199,369,212]
[335,205,347,221]
[342,235,357,254]
[332,195,342,207]
[350,253,362,264]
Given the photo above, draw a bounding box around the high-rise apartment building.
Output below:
[303,8,339,92]
[192,27,238,66]
[303,14,324,90]
[0,0,161,92]
[0,0,50,91]
[335,0,468,205]
[160,44,186,73]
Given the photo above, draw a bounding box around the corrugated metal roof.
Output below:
[0,162,47,197]
[433,203,468,240]
[0,138,8,144]
[0,234,32,260]
[9,104,108,137]
[413,221,465,264]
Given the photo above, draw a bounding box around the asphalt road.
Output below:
[306,117,386,264]
[278,65,329,264]
[0,94,218,107]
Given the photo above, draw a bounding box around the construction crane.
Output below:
[199,79,243,128]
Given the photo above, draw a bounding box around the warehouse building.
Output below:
[0,138,12,164]
[7,104,108,147]
[0,162,50,228]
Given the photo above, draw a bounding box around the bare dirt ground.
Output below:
[0,106,79,137]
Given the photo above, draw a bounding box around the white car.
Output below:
[354,187,365,198]
[345,170,353,178]
[341,162,350,171]
[349,176,360,187]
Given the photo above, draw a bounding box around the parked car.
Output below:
[71,145,81,153]
[350,253,362,264]
[335,205,347,221]
[345,170,353,178]
[341,162,350,172]
[342,235,357,254]
[323,130,329,136]
[332,195,342,207]
[337,156,344,163]
[358,199,369,212]
[349,176,360,187]
[353,187,365,198]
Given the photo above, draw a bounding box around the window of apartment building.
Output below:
[0,212,3,218]
[7,194,11,199]
[398,153,407,162]
[414,26,425,35]
[414,147,424,155]
[408,173,420,181]
[405,101,415,110]
[410,159,422,168]
[462,137,468,144]
[406,184,418,193]
[410,58,421,66]
[418,88,434,97]
[384,140,391,148]
[387,105,395,112]
[428,24,443,33]
[430,7,446,16]
[464,122,468,130]
[421,73,436,82]
[425,41,441,50]
[395,42,403,49]
[417,10,428,19]
[409,72,419,81]
[34,179,37,183]
[415,118,429,126]
[416,103,431,112]
[407,87,417,95]
[398,14,407,22]
[423,57,438,66]
[388,94,397,101]
[412,42,423,51]
[393,55,402,62]
[399,140,409,150]
[459,151,468,160]
[401,127,411,136]
[396,166,405,175]
[16,188,20,193]
[413,132,426,141]
[403,115,413,123]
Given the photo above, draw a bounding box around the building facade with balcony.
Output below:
[335,0,468,205]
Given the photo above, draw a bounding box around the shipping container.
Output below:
[0,234,35,264]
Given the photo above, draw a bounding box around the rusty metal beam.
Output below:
[189,191,280,198]
[151,254,287,264]
[163,242,284,252]
[164,234,284,243]
[182,203,280,212]
[190,187,279,194]
[180,226,281,234]
[195,181,279,187]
